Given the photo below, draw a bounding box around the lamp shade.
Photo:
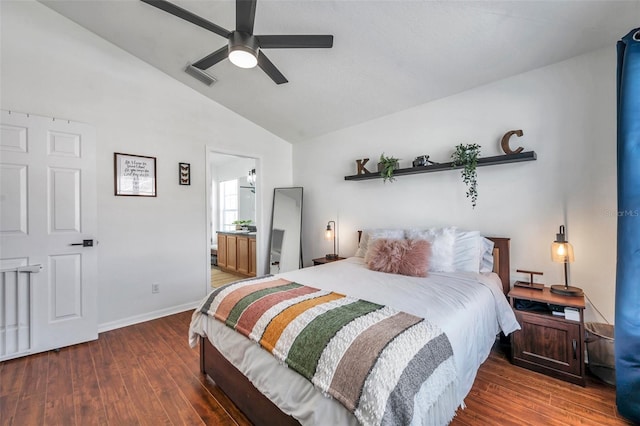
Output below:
[325,225,333,240]
[550,225,574,263]
[551,241,574,263]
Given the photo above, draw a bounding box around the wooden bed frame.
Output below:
[199,237,511,426]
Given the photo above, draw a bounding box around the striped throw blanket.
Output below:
[199,276,457,426]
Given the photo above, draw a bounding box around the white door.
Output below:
[0,110,97,360]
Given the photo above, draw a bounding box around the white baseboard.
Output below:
[98,301,200,333]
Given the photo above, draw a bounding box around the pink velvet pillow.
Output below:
[365,238,431,277]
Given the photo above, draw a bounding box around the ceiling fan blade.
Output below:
[257,51,288,85]
[192,46,229,70]
[256,35,333,49]
[141,0,231,39]
[236,0,257,34]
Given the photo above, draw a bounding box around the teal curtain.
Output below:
[616,27,640,423]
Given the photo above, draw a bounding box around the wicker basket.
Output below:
[585,322,615,385]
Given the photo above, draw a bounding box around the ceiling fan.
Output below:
[140,0,334,84]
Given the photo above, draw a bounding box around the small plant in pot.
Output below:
[232,219,252,231]
[378,153,400,183]
[451,143,481,208]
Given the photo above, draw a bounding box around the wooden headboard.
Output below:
[487,237,511,295]
[357,231,511,295]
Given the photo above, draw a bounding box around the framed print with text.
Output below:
[114,153,157,197]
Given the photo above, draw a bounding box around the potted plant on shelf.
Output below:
[232,219,252,231]
[378,153,400,183]
[451,143,481,208]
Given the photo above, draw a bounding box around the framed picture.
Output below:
[114,152,157,197]
[179,162,191,185]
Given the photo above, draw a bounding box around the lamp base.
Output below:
[550,284,584,297]
[325,253,338,260]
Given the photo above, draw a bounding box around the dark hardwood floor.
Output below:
[0,310,631,425]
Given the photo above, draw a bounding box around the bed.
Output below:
[189,233,519,425]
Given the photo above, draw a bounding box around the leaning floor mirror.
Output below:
[269,187,303,274]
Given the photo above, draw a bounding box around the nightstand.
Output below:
[312,257,346,266]
[508,286,586,386]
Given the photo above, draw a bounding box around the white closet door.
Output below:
[0,110,97,360]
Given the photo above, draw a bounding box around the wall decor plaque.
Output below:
[114,152,157,197]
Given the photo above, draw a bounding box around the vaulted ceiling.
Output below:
[42,0,640,143]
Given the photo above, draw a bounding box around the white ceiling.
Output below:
[41,0,639,143]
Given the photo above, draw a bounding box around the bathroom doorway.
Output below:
[206,151,258,290]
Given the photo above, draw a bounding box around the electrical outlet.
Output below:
[152,283,160,294]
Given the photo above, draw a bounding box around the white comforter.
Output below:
[189,257,520,425]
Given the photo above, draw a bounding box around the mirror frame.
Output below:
[268,187,303,274]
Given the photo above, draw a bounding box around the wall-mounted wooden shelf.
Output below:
[344,151,537,181]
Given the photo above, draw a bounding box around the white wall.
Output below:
[1,1,293,329]
[293,47,617,323]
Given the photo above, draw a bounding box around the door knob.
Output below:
[70,239,94,247]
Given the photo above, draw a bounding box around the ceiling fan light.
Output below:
[228,32,259,69]
[229,48,258,68]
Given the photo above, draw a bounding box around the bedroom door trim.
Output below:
[204,148,261,294]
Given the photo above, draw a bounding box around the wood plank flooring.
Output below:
[211,267,244,288]
[0,310,631,426]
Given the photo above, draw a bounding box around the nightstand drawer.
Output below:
[512,311,582,377]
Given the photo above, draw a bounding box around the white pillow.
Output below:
[453,230,483,272]
[479,237,495,273]
[354,232,370,257]
[405,227,456,272]
[355,229,404,258]
[453,230,496,273]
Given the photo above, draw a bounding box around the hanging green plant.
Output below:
[451,143,481,208]
[377,153,400,183]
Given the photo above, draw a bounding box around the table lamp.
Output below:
[325,220,337,259]
[550,225,583,296]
